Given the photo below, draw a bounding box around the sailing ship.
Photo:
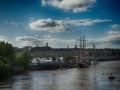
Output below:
[77,35,91,68]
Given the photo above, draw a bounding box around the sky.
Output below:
[0,0,120,48]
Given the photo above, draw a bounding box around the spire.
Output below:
[75,44,77,48]
[67,44,69,48]
[36,44,38,47]
[46,42,48,47]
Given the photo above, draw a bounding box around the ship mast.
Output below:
[80,36,82,63]
[92,42,96,62]
[78,35,86,63]
[83,35,86,60]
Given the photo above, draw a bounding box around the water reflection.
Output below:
[0,61,120,90]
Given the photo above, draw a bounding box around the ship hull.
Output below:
[77,63,91,68]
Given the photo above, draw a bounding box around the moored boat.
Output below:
[77,62,91,68]
[77,35,91,68]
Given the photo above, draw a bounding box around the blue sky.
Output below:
[0,0,120,48]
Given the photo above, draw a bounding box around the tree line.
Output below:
[0,42,32,80]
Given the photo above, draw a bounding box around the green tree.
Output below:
[14,51,32,70]
[0,42,15,79]
[0,57,11,79]
[0,42,15,64]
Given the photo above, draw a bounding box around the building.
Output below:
[28,43,112,60]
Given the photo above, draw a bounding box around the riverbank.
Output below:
[0,60,120,90]
[29,59,120,70]
[0,59,119,81]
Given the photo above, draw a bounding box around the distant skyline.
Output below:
[0,0,120,48]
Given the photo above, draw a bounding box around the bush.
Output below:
[0,62,11,79]
[14,51,32,70]
[0,42,14,79]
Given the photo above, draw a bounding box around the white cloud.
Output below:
[43,31,120,48]
[15,36,75,48]
[42,0,46,6]
[29,18,111,32]
[42,0,96,13]
[105,31,120,44]
[110,24,120,29]
[64,19,111,26]
[35,34,39,37]
[0,36,7,42]
[29,19,71,32]
[15,36,43,47]
[94,31,120,48]
[92,24,120,48]
[43,35,51,39]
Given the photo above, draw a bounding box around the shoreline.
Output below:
[98,59,120,62]
[0,59,120,82]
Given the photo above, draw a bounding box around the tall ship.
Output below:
[77,35,91,68]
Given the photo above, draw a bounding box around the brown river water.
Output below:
[0,61,120,90]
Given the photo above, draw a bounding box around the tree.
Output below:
[0,42,15,79]
[15,51,32,70]
[0,42,15,62]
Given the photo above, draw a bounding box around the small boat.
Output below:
[108,74,115,80]
[78,62,90,68]
[78,60,91,68]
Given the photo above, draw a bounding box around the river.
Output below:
[0,61,120,90]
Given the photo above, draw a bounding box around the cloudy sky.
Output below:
[0,0,120,48]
